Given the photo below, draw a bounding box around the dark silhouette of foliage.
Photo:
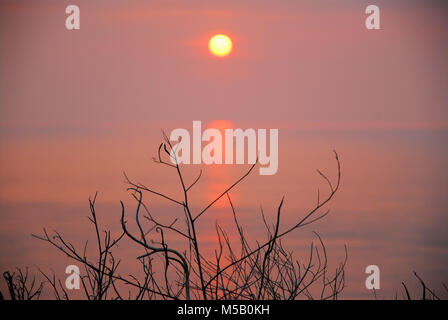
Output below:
[2,135,350,300]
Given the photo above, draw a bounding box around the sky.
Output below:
[0,0,448,299]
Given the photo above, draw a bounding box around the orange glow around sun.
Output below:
[209,34,232,57]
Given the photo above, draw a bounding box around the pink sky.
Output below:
[1,0,448,299]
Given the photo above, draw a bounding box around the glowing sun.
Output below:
[209,34,232,57]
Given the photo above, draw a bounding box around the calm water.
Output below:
[1,0,447,299]
[1,126,447,299]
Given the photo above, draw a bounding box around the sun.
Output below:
[209,34,232,57]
